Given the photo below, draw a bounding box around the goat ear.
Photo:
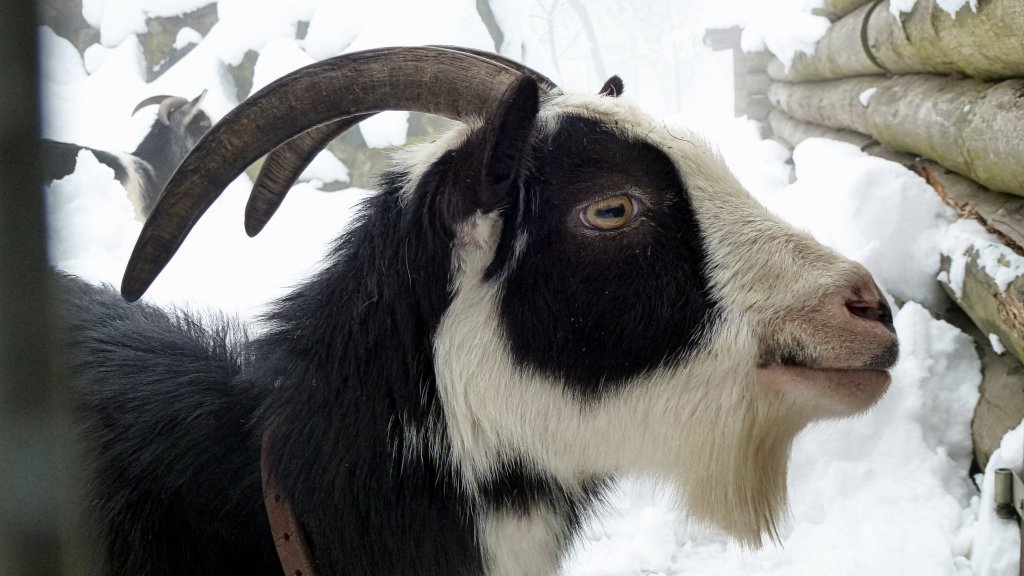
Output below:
[598,75,624,97]
[477,75,539,213]
[440,75,538,230]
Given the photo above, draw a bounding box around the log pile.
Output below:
[742,0,1024,470]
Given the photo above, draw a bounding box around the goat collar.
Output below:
[261,434,318,576]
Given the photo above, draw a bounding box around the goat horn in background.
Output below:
[181,90,209,126]
[132,95,183,120]
[121,46,537,302]
[243,46,557,238]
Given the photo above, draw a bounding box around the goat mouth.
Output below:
[756,364,891,416]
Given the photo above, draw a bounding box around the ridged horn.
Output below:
[121,46,537,301]
[243,46,558,237]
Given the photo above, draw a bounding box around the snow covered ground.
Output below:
[42,0,1022,574]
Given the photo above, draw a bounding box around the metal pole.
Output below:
[0,1,87,574]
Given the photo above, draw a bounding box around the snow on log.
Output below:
[917,161,1024,251]
[939,249,1024,367]
[769,0,1024,82]
[769,75,1024,197]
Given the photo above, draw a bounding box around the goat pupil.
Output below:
[597,205,625,219]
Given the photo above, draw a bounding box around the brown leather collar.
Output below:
[261,434,317,576]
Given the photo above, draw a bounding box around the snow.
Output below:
[212,0,315,65]
[82,0,213,46]
[249,36,315,94]
[40,0,1020,573]
[173,26,203,50]
[989,334,1007,355]
[890,0,979,17]
[860,87,878,106]
[970,421,1023,575]
[940,219,1024,297]
[705,0,830,68]
[359,112,410,149]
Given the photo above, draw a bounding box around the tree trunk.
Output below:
[769,75,1024,197]
[769,0,1024,82]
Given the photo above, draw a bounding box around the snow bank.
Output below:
[971,422,1024,575]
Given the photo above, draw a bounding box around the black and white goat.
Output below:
[60,47,898,576]
[43,92,211,220]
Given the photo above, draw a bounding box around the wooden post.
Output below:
[0,1,86,574]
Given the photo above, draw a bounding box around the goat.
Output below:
[60,46,898,576]
[42,92,211,220]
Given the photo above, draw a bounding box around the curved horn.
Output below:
[244,46,558,237]
[121,46,535,301]
[132,95,178,117]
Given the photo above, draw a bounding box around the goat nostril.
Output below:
[847,300,896,334]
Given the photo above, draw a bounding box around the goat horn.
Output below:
[244,46,558,237]
[121,46,539,301]
[181,89,209,126]
[132,95,176,116]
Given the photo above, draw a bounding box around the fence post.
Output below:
[0,1,87,574]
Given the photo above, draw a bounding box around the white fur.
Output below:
[394,91,891,573]
[480,506,568,576]
[117,153,150,221]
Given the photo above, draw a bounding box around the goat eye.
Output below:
[580,195,638,230]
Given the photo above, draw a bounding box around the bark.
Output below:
[770,0,1024,82]
[972,338,1024,471]
[768,108,874,149]
[941,306,1024,472]
[768,76,881,134]
[769,75,1024,197]
[940,252,1024,367]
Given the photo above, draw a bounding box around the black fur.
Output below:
[493,115,719,397]
[598,75,624,97]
